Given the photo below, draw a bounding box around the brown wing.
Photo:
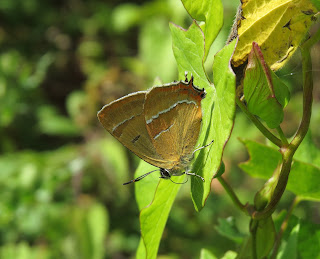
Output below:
[97,91,174,169]
[144,79,205,170]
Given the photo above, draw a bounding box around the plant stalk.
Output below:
[217,176,248,213]
[250,33,315,220]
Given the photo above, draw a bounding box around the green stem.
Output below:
[290,34,315,152]
[217,176,248,213]
[250,33,314,220]
[276,126,288,146]
[250,220,258,259]
[236,98,282,147]
[270,197,301,259]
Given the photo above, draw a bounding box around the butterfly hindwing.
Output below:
[144,79,204,170]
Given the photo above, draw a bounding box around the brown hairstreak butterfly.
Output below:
[98,74,209,185]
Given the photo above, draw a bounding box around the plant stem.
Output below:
[250,220,258,259]
[276,126,288,146]
[270,197,301,259]
[217,176,248,213]
[250,32,315,220]
[290,35,315,152]
[236,98,282,147]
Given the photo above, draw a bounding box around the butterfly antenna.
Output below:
[123,169,159,185]
[193,140,214,154]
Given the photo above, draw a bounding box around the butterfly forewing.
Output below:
[98,92,173,169]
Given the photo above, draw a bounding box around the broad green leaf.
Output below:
[171,20,236,210]
[170,21,211,89]
[135,157,183,259]
[136,238,147,259]
[297,221,320,259]
[200,248,218,259]
[181,0,223,60]
[138,178,182,259]
[232,0,317,71]
[215,217,245,244]
[192,41,236,210]
[274,213,320,259]
[278,222,300,259]
[243,42,290,129]
[294,130,320,166]
[86,203,109,259]
[135,161,160,211]
[239,140,320,201]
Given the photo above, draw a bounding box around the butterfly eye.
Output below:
[160,168,171,179]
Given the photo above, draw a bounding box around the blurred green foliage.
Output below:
[0,0,319,258]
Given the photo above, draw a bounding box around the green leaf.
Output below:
[171,20,236,210]
[239,140,320,201]
[278,222,300,259]
[243,42,290,129]
[294,130,320,166]
[192,41,237,211]
[221,251,237,259]
[232,0,317,70]
[274,213,320,259]
[138,178,182,259]
[297,221,320,259]
[181,0,223,60]
[200,248,218,259]
[215,217,245,244]
[170,21,211,89]
[136,238,147,259]
[86,203,109,259]
[135,161,160,211]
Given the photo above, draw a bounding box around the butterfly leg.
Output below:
[185,171,205,182]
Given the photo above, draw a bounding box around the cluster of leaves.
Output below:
[0,0,319,259]
[133,0,320,258]
[0,0,243,258]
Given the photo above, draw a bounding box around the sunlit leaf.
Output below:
[239,140,320,201]
[192,41,236,211]
[215,217,245,244]
[232,0,317,70]
[170,21,236,211]
[221,250,237,259]
[200,248,218,259]
[243,42,290,129]
[181,0,223,60]
[278,222,300,259]
[138,178,182,259]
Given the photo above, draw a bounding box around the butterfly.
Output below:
[98,74,209,184]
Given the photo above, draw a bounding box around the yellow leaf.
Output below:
[232,0,317,71]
